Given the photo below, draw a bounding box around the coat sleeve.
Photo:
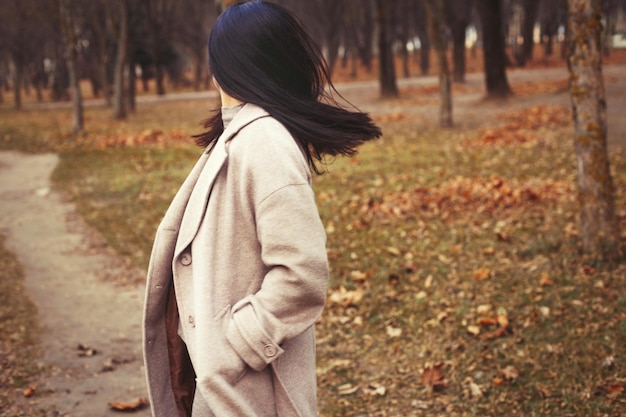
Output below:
[225,122,329,372]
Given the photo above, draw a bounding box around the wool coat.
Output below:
[142,103,329,417]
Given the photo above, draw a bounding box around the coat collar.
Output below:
[174,103,270,257]
[209,103,271,151]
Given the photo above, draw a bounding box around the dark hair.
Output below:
[194,0,381,173]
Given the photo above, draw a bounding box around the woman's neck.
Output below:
[219,89,244,108]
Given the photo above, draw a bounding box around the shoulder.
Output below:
[227,108,310,181]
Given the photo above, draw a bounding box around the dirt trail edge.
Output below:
[0,152,150,417]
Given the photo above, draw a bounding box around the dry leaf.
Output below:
[337,383,359,395]
[500,365,519,381]
[386,325,402,338]
[466,325,481,335]
[595,382,624,398]
[539,272,553,286]
[421,363,447,391]
[386,246,401,256]
[364,382,387,396]
[477,317,498,326]
[22,386,36,398]
[328,286,364,307]
[473,268,491,281]
[492,376,504,387]
[350,270,369,283]
[109,397,149,411]
[468,380,483,398]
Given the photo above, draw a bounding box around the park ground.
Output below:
[1,55,626,416]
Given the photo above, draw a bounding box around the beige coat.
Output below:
[142,104,329,417]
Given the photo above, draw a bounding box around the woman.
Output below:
[142,1,381,416]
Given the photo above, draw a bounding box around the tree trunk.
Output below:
[520,0,541,66]
[476,0,512,98]
[60,0,84,133]
[94,4,112,106]
[376,0,398,97]
[426,0,453,127]
[567,0,620,259]
[12,58,22,110]
[445,0,472,83]
[113,0,128,120]
[415,0,431,75]
[449,24,466,82]
[128,49,136,112]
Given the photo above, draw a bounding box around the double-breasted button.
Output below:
[180,253,192,266]
[188,315,195,327]
[263,344,277,357]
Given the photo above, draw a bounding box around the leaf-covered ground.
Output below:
[313,111,626,416]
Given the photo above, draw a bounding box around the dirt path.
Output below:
[0,153,150,416]
[0,65,624,416]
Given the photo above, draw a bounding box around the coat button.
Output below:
[188,315,195,327]
[180,253,192,266]
[263,344,277,357]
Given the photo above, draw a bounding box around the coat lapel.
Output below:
[173,104,271,258]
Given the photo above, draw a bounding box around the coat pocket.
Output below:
[211,304,248,385]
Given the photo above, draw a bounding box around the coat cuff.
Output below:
[226,299,284,372]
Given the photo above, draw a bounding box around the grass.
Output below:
[0,236,42,416]
[1,79,625,416]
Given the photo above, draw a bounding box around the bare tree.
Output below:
[539,0,567,56]
[444,0,473,82]
[414,0,431,75]
[113,0,129,120]
[376,0,399,97]
[60,0,84,133]
[476,0,512,98]
[175,0,217,91]
[142,0,176,95]
[0,0,54,109]
[345,0,375,74]
[517,0,541,66]
[567,0,620,259]
[426,0,453,127]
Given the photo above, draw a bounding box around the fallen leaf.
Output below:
[364,382,387,396]
[337,383,359,395]
[328,286,364,307]
[467,325,481,335]
[421,363,447,391]
[22,386,36,398]
[386,246,401,256]
[467,380,483,398]
[496,307,509,328]
[473,268,491,281]
[581,265,596,276]
[500,365,519,381]
[595,382,624,398]
[477,317,498,326]
[109,397,149,411]
[539,272,553,286]
[386,325,402,338]
[350,270,369,283]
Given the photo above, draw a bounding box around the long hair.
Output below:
[194,0,381,173]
